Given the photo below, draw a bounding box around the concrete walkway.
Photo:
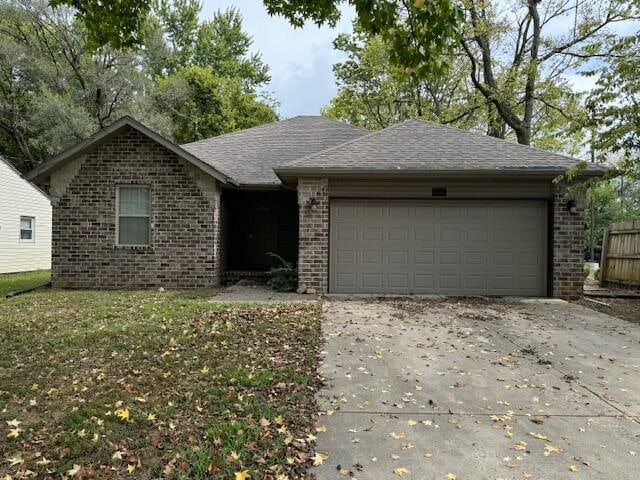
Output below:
[314,298,640,479]
[209,282,317,304]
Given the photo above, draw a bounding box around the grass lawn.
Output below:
[0,286,321,479]
[0,270,50,299]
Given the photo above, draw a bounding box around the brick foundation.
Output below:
[297,177,329,293]
[48,126,220,289]
[553,184,585,300]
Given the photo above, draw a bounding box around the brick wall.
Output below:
[297,177,329,293]
[49,126,220,289]
[553,184,585,300]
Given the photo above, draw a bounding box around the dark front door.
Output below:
[223,190,298,271]
[242,195,277,269]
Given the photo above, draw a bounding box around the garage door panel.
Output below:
[330,199,547,296]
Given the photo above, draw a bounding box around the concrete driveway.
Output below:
[313,298,640,479]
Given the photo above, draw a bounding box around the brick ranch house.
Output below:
[27,116,604,300]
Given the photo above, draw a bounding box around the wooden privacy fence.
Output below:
[600,220,640,287]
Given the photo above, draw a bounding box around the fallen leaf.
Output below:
[312,452,328,466]
[115,408,129,421]
[393,467,410,476]
[235,470,251,480]
[67,464,81,476]
[544,444,563,456]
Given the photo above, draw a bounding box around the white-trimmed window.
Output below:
[20,216,35,242]
[117,186,150,246]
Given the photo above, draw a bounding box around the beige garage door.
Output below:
[330,199,548,296]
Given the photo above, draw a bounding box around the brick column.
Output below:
[553,184,585,300]
[212,188,222,286]
[297,177,329,294]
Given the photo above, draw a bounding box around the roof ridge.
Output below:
[284,119,413,167]
[181,115,367,148]
[415,117,589,164]
[287,117,591,168]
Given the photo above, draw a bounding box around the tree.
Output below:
[322,28,483,130]
[264,0,463,78]
[0,0,157,170]
[155,66,276,143]
[586,33,640,177]
[265,0,638,147]
[49,0,152,50]
[460,0,638,146]
[0,0,277,171]
[324,24,587,154]
[152,2,277,143]
[155,2,270,88]
[584,176,640,258]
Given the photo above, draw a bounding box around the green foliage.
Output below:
[323,28,482,130]
[586,33,640,177]
[584,177,640,253]
[156,66,277,143]
[0,0,276,171]
[152,3,276,143]
[263,0,464,78]
[266,253,297,292]
[49,0,151,50]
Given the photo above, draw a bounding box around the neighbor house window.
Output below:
[20,216,35,241]
[117,186,150,245]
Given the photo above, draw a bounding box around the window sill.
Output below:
[114,244,154,251]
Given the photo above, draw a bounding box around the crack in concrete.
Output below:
[483,323,640,425]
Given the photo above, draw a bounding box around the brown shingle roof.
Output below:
[277,118,605,176]
[181,116,369,186]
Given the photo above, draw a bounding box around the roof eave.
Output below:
[274,166,607,184]
[26,116,235,186]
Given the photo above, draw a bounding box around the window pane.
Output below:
[20,217,33,230]
[20,217,34,240]
[119,187,149,216]
[118,217,149,245]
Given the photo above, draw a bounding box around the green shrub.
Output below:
[584,264,591,278]
[266,252,297,292]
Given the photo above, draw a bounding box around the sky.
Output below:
[202,1,355,119]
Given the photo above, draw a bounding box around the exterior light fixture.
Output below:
[306,197,318,211]
[566,199,577,214]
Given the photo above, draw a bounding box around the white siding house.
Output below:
[0,156,51,273]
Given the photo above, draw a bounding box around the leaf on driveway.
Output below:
[544,444,563,456]
[393,467,410,476]
[312,452,328,465]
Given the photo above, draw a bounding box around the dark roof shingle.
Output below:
[181,116,369,185]
[278,118,605,175]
